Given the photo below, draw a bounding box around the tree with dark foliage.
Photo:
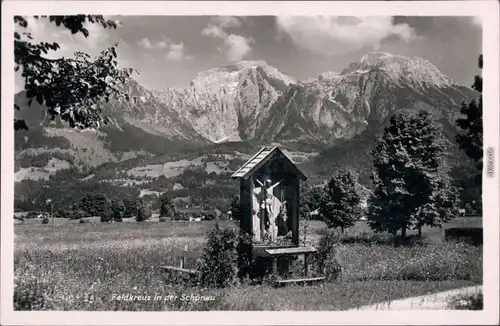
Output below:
[457,55,483,167]
[136,199,151,222]
[319,169,362,233]
[368,109,459,237]
[159,194,174,218]
[111,197,125,222]
[14,15,137,131]
[79,193,112,219]
[456,54,483,213]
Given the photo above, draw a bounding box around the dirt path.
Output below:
[347,285,483,310]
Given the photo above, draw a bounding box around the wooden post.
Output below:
[259,184,266,242]
[304,253,309,277]
[290,176,299,246]
[180,245,188,269]
[240,179,252,235]
[248,175,255,240]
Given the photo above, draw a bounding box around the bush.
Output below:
[41,217,49,224]
[73,210,87,220]
[79,218,85,224]
[445,227,483,246]
[159,217,167,222]
[100,215,112,223]
[323,255,342,282]
[315,229,342,280]
[237,231,254,279]
[196,223,239,288]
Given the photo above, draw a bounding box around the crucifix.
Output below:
[253,177,283,242]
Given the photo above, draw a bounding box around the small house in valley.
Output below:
[174,206,219,221]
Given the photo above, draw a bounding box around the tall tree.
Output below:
[457,54,483,168]
[456,54,483,212]
[368,109,459,237]
[79,193,111,218]
[111,197,125,222]
[159,194,174,218]
[320,168,362,233]
[136,199,151,222]
[14,15,136,131]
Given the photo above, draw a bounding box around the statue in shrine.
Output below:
[232,147,321,283]
[253,177,285,242]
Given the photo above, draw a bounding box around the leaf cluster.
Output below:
[14,15,137,131]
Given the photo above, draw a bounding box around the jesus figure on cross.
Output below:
[253,177,284,242]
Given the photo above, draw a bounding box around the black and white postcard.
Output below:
[1,1,499,325]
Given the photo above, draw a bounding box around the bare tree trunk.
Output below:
[417,224,422,237]
[401,225,407,237]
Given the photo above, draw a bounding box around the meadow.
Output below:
[14,217,482,311]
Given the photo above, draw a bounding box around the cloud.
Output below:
[201,17,253,62]
[209,16,242,28]
[166,42,194,61]
[276,16,419,56]
[137,37,169,49]
[219,35,254,61]
[136,36,193,61]
[201,25,227,38]
[51,29,71,39]
[143,53,154,62]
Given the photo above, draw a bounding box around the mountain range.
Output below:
[14,51,479,186]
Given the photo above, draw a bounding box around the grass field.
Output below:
[13,217,482,311]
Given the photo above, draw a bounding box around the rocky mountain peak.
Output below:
[342,52,455,88]
[15,51,478,179]
[149,60,297,143]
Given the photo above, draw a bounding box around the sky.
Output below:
[14,16,482,91]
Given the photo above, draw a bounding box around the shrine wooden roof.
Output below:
[231,146,307,181]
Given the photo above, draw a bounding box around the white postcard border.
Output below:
[1,1,499,325]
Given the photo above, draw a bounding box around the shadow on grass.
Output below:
[340,232,426,247]
[340,229,483,248]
